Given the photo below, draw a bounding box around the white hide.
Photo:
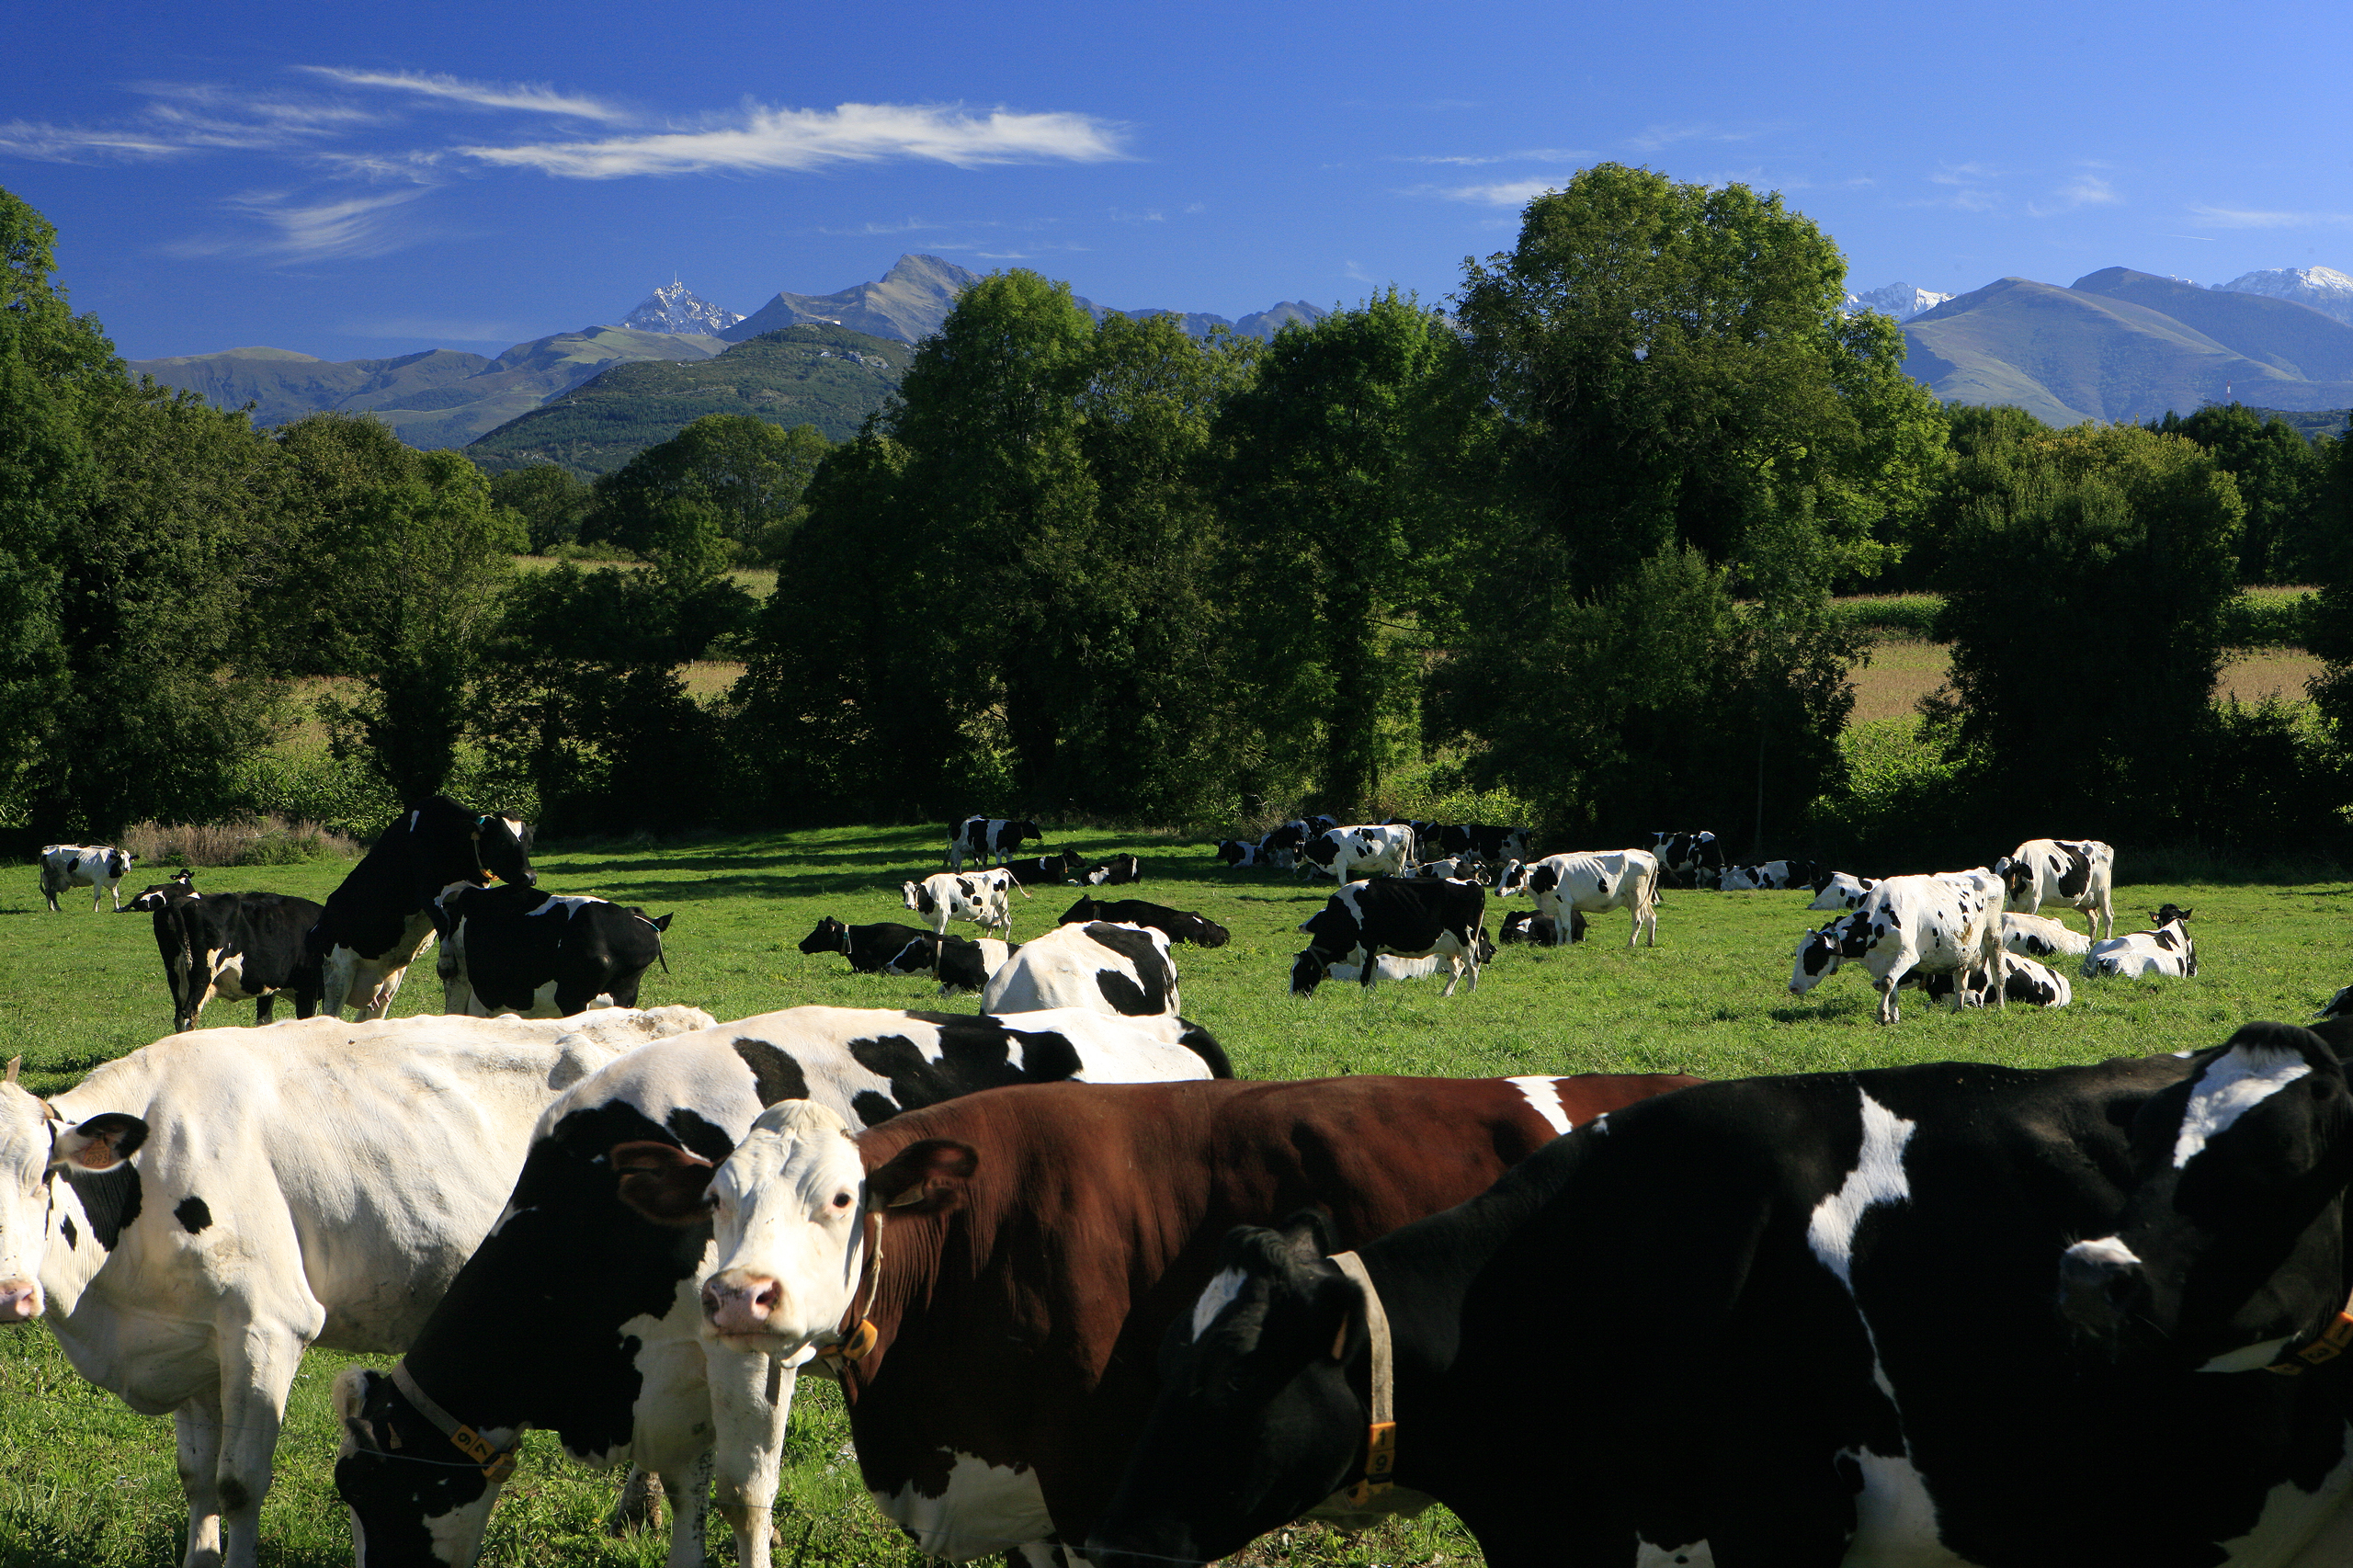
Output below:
[980,922,1181,1017]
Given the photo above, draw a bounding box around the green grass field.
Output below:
[2,825,2346,1566]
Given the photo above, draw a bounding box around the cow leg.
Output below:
[213,1323,309,1568]
[175,1401,226,1568]
[658,1449,716,1568]
[706,1343,791,1568]
[1875,964,1910,1025]
[253,994,274,1027]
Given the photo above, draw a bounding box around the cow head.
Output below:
[1492,859,1528,897]
[125,873,196,914]
[473,812,536,889]
[1213,841,1246,866]
[1289,951,1330,997]
[1086,1213,1372,1568]
[798,916,849,956]
[2153,903,2194,927]
[2059,1023,2353,1374]
[1789,917,1868,995]
[334,1365,511,1568]
[0,1076,147,1324]
[900,881,936,916]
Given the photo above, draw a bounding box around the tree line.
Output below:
[7,172,2352,858]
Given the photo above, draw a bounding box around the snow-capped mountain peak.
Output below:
[622,281,745,337]
[1839,281,1954,322]
[2211,266,2353,326]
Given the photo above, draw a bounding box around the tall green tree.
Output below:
[489,462,594,554]
[2152,403,2326,583]
[590,415,830,563]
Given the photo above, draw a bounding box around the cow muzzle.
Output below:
[0,1277,41,1323]
[702,1269,785,1337]
[2057,1236,2145,1337]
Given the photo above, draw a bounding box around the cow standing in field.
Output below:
[1788,869,2006,1023]
[1995,837,2116,938]
[1650,830,1724,889]
[331,1007,1229,1568]
[1807,871,1879,912]
[38,844,133,912]
[307,798,536,1020]
[1298,824,1416,884]
[946,817,1041,870]
[902,868,1023,939]
[434,882,674,1017]
[1495,849,1663,948]
[0,1007,712,1568]
[126,875,324,1031]
[1292,877,1488,997]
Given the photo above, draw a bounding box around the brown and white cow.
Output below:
[624,1072,1699,1565]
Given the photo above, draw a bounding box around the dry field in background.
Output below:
[1851,640,2323,723]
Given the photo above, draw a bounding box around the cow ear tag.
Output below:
[838,1318,879,1360]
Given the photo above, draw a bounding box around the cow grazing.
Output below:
[1211,838,1290,870]
[2083,903,2196,979]
[1714,858,1819,892]
[0,1007,711,1568]
[308,798,536,1020]
[38,844,133,912]
[998,849,1085,885]
[1495,849,1662,948]
[1788,869,2006,1023]
[945,817,1041,870]
[1298,824,1416,884]
[2003,910,2094,959]
[1089,1044,2353,1568]
[1806,870,1879,912]
[125,876,325,1031]
[656,1071,1698,1565]
[1072,852,1143,887]
[901,868,1023,939]
[982,921,1183,1017]
[331,1006,1228,1568]
[1649,829,1725,889]
[1995,836,2117,938]
[1292,877,1487,997]
[434,882,673,1017]
[1329,926,1496,982]
[1060,895,1230,949]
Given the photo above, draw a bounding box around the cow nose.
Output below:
[2058,1239,2145,1335]
[702,1273,783,1335]
[0,1278,40,1322]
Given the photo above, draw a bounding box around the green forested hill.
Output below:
[465,324,910,476]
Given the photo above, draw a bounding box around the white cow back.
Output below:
[981,922,1181,1017]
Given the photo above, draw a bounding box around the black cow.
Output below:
[1088,1043,2353,1568]
[124,872,324,1030]
[308,798,536,1020]
[947,816,1041,869]
[1291,877,1487,997]
[433,883,672,1017]
[1061,896,1231,949]
[1650,828,1725,889]
[798,916,940,975]
[1497,908,1586,946]
[1000,850,1086,885]
[1072,852,1142,887]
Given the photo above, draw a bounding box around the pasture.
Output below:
[0,824,2345,1567]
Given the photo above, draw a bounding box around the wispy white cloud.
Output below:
[1398,148,1588,167]
[1109,207,1164,223]
[0,119,190,162]
[1622,122,1767,153]
[1343,259,1375,283]
[459,101,1126,179]
[814,216,949,236]
[0,84,372,163]
[2189,205,2353,229]
[1930,162,2003,186]
[298,67,631,122]
[2028,174,2120,216]
[171,184,438,261]
[1426,177,1560,207]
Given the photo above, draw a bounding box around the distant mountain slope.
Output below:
[2069,267,2353,381]
[2216,267,2353,327]
[1900,276,2353,425]
[131,327,726,449]
[465,324,911,478]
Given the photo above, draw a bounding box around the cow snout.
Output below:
[702,1271,783,1335]
[2058,1237,2145,1335]
[0,1278,40,1322]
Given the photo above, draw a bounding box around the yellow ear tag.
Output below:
[839,1319,879,1360]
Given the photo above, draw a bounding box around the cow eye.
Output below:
[833,1193,852,1208]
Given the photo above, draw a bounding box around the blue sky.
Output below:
[11,0,2350,362]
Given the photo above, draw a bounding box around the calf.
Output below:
[332,1006,1227,1568]
[0,1007,711,1568]
[998,850,1085,885]
[946,817,1041,870]
[1060,895,1230,949]
[663,1071,1698,1563]
[2003,911,2093,959]
[1330,926,1496,982]
[2082,904,2196,979]
[983,920,1183,1017]
[434,882,673,1017]
[1211,838,1291,870]
[1292,877,1487,997]
[1072,852,1142,887]
[38,843,133,912]
[901,868,1023,939]
[1299,824,1416,884]
[1787,869,2006,1023]
[1495,849,1662,948]
[1714,858,1818,892]
[1091,1045,2353,1568]
[126,879,325,1031]
[308,798,536,1020]
[1497,908,1586,946]
[1649,829,1724,889]
[1807,870,1879,912]
[1995,836,2116,938]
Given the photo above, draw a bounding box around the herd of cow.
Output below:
[16,805,2353,1568]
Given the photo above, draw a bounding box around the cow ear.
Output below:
[53,1113,148,1171]
[867,1139,978,1214]
[609,1141,719,1226]
[3,1057,17,1085]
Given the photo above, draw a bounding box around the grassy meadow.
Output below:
[2,824,2348,1566]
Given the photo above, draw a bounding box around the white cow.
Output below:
[1495,849,1664,947]
[38,843,134,912]
[1995,837,2116,939]
[2002,912,2093,960]
[1807,871,1879,912]
[1787,869,2006,1024]
[981,920,1181,1017]
[901,867,1024,939]
[1300,824,1416,883]
[0,1006,714,1568]
[2083,904,2197,979]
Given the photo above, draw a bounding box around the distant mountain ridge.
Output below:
[1842,281,1953,322]
[624,281,744,336]
[2216,267,2353,326]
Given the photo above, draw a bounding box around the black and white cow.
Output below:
[933,934,1016,996]
[1787,869,2006,1024]
[1072,852,1143,887]
[998,850,1086,885]
[1807,871,1879,912]
[901,868,1023,938]
[1090,1042,2353,1568]
[1495,850,1662,947]
[982,921,1184,1016]
[1649,829,1725,889]
[1913,950,2073,1009]
[1995,837,2117,939]
[1715,858,1820,892]
[1496,908,1588,946]
[2003,912,2093,960]
[38,843,133,912]
[945,817,1042,870]
[1437,824,1531,863]
[1211,839,1290,871]
[797,916,943,975]
[307,798,536,1020]
[433,883,673,1017]
[331,1006,1229,1568]
[1298,824,1417,884]
[2082,904,2197,979]
[1329,926,1497,983]
[1408,856,1489,883]
[1060,895,1231,949]
[1291,877,1487,998]
[0,1007,712,1568]
[125,877,325,1031]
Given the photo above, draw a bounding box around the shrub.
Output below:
[119,815,361,869]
